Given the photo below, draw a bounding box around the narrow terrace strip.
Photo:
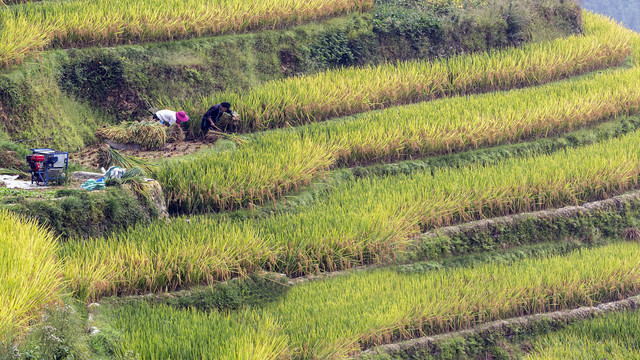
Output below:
[254,115,640,218]
[0,0,372,67]
[93,185,640,300]
[102,242,640,359]
[64,127,640,299]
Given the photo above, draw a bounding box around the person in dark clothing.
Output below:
[201,101,237,135]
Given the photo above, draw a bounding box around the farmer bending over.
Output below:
[154,109,189,126]
[201,102,238,135]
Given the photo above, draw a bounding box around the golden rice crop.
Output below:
[0,210,62,343]
[175,11,632,133]
[65,127,640,298]
[304,66,640,165]
[107,242,640,359]
[0,0,372,67]
[156,62,640,214]
[96,121,167,150]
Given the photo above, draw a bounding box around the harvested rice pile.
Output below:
[96,121,167,150]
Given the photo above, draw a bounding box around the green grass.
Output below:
[0,188,56,202]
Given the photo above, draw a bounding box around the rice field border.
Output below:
[524,303,640,359]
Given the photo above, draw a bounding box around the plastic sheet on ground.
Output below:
[0,175,45,189]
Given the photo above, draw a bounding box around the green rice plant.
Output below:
[525,310,640,359]
[173,11,632,134]
[0,210,62,343]
[108,302,290,360]
[96,121,167,151]
[0,0,373,68]
[107,242,640,359]
[65,127,640,298]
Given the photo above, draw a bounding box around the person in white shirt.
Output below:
[153,109,189,126]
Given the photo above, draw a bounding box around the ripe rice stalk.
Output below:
[0,210,62,343]
[166,123,185,143]
[207,129,249,146]
[108,148,153,175]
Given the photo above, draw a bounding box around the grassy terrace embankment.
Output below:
[0,0,372,67]
[0,210,62,342]
[63,124,640,300]
[95,241,640,359]
[154,13,633,214]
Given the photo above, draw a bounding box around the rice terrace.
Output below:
[4,0,640,358]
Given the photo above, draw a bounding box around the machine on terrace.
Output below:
[26,148,69,186]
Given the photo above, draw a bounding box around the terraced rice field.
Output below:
[99,242,640,359]
[153,13,638,214]
[64,126,640,299]
[6,4,640,359]
[173,12,632,133]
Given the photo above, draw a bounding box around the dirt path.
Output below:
[71,140,213,170]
